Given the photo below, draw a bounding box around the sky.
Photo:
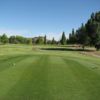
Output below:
[0,0,100,40]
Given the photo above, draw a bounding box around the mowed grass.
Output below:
[0,44,100,100]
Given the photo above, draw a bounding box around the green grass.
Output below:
[0,44,100,100]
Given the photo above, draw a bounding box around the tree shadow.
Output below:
[41,47,95,52]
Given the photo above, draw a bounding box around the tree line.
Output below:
[67,11,100,50]
[0,33,66,45]
[0,34,32,45]
[0,11,100,50]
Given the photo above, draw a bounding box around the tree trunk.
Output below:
[82,45,85,50]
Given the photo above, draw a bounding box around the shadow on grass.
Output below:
[41,47,95,52]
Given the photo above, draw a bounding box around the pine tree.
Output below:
[44,35,47,44]
[77,24,90,50]
[51,37,55,44]
[60,32,66,45]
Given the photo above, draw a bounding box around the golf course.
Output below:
[0,44,100,100]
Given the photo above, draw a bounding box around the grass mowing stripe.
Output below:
[46,56,89,100]
[0,54,33,62]
[63,58,100,100]
[0,55,34,73]
[0,45,100,100]
[0,55,39,98]
[2,55,49,100]
[73,57,100,74]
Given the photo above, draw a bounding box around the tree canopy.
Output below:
[68,11,100,50]
[60,32,66,45]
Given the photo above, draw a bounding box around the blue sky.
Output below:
[0,0,100,40]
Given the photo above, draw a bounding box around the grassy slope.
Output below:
[0,44,100,100]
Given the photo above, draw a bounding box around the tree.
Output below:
[77,24,91,50]
[94,26,100,50]
[15,36,26,44]
[60,32,66,45]
[9,36,17,44]
[91,12,95,21]
[0,35,1,44]
[36,37,44,44]
[68,29,77,44]
[85,11,100,50]
[51,37,56,44]
[86,20,98,45]
[95,33,100,50]
[1,34,9,44]
[26,38,32,45]
[95,11,100,22]
[44,35,47,44]
[68,11,100,50]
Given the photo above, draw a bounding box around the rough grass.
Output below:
[0,44,100,100]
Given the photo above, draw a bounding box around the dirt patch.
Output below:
[80,51,100,58]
